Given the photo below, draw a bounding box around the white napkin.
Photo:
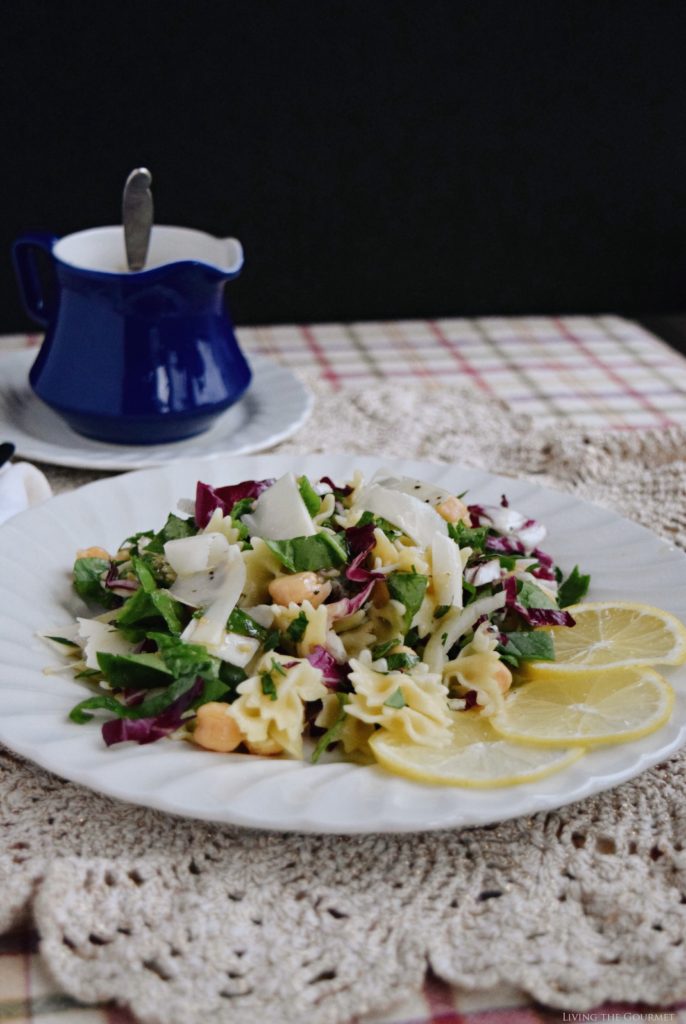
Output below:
[0,461,53,525]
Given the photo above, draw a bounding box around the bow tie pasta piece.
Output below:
[271,600,347,660]
[443,621,512,716]
[226,657,327,758]
[315,692,374,756]
[241,538,283,606]
[346,656,452,748]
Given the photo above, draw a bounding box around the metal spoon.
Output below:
[122,168,153,271]
[0,442,15,470]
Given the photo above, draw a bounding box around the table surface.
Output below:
[2,316,686,1024]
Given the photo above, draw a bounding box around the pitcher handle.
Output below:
[12,232,59,328]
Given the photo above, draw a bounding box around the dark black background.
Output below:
[3,0,686,332]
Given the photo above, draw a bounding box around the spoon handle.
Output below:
[122,168,153,272]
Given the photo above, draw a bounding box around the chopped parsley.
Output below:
[260,671,278,701]
[383,687,406,709]
[286,610,309,643]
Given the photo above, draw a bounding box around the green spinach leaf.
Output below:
[96,651,173,689]
[387,571,428,631]
[298,476,321,516]
[498,631,555,666]
[265,532,348,572]
[73,557,120,609]
[558,565,591,608]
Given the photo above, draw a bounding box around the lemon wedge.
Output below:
[524,602,686,676]
[368,712,584,788]
[490,667,674,748]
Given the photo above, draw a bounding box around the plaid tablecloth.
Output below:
[2,315,686,1024]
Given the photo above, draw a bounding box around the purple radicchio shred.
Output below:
[468,503,487,527]
[330,578,378,620]
[195,478,274,528]
[101,678,204,747]
[345,579,378,615]
[103,563,138,592]
[525,607,575,627]
[344,523,385,584]
[347,550,385,583]
[106,579,139,592]
[533,547,554,568]
[320,476,353,496]
[345,522,376,558]
[500,494,509,507]
[531,565,557,582]
[485,535,526,555]
[503,575,575,628]
[463,690,479,710]
[306,646,348,689]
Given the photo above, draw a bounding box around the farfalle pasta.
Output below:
[53,468,591,774]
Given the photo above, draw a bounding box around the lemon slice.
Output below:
[490,667,674,748]
[525,602,686,676]
[368,712,584,788]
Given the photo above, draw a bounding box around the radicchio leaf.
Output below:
[531,565,557,582]
[103,563,139,593]
[533,547,554,568]
[468,503,487,527]
[102,678,203,747]
[320,476,353,496]
[328,578,378,620]
[306,646,348,689]
[344,523,384,583]
[345,522,376,558]
[485,535,527,556]
[503,576,575,628]
[195,479,274,528]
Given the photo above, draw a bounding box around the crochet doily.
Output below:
[4,379,686,1022]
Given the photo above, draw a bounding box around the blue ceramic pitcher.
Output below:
[12,225,251,444]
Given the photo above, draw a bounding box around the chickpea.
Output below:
[192,702,243,753]
[494,663,512,694]
[268,572,332,608]
[436,496,471,526]
[246,737,283,756]
[76,545,111,561]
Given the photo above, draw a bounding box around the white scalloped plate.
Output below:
[0,349,312,470]
[1,453,685,834]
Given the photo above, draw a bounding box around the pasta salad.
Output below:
[48,470,593,771]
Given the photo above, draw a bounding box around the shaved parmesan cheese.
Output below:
[180,547,246,648]
[164,532,230,576]
[77,617,134,669]
[242,473,316,540]
[372,473,454,507]
[210,632,261,667]
[243,605,275,628]
[423,591,507,673]
[477,505,527,534]
[431,532,464,608]
[354,483,448,549]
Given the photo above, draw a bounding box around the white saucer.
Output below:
[0,349,313,470]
